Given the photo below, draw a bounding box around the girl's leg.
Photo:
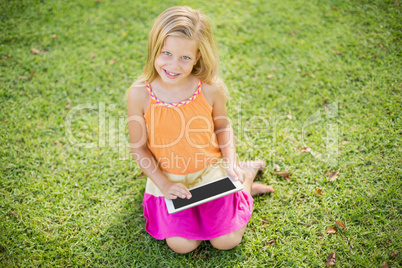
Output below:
[209,225,247,250]
[210,160,273,250]
[238,160,274,195]
[166,237,202,254]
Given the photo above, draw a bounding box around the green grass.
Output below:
[1,0,401,267]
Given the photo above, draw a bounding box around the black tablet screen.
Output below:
[172,177,236,209]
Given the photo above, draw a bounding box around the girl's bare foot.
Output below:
[238,160,274,196]
[251,183,274,196]
[238,160,266,181]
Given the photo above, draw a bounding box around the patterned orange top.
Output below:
[144,80,222,175]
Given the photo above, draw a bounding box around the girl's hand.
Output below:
[226,165,245,183]
[162,181,192,200]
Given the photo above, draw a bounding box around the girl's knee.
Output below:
[166,237,201,254]
[210,233,243,250]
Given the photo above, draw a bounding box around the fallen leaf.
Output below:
[301,147,312,152]
[90,54,96,59]
[341,140,347,145]
[271,171,290,177]
[259,218,270,226]
[29,72,35,79]
[390,252,397,259]
[18,76,28,80]
[311,74,316,78]
[52,34,57,39]
[30,48,41,55]
[274,164,280,171]
[109,59,117,65]
[326,252,336,267]
[332,50,341,54]
[265,239,275,245]
[382,262,388,268]
[86,173,90,178]
[332,7,338,10]
[267,74,273,79]
[373,54,377,59]
[269,68,276,72]
[327,226,337,233]
[315,188,323,195]
[67,98,71,103]
[285,176,290,181]
[291,32,295,36]
[324,170,330,176]
[287,111,292,119]
[335,221,346,229]
[329,171,339,181]
[65,104,72,109]
[297,68,301,72]
[90,195,99,199]
[10,211,18,218]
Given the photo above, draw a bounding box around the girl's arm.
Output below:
[207,83,245,182]
[127,86,192,200]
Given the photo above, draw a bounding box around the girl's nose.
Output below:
[169,57,179,69]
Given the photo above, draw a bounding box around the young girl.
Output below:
[127,6,274,254]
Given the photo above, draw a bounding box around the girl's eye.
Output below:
[163,51,171,56]
[182,56,191,60]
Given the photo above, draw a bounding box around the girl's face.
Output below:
[154,36,200,86]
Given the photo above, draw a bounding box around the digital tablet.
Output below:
[165,176,244,214]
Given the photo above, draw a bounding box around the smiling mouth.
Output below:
[163,69,180,78]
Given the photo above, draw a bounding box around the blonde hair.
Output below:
[134,6,227,95]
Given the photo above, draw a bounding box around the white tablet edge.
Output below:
[164,176,244,214]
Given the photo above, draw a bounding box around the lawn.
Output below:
[0,0,401,267]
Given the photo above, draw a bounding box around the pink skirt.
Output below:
[142,190,253,240]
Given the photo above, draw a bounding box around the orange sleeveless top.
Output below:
[144,80,222,175]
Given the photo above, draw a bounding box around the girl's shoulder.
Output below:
[127,82,150,115]
[202,79,227,107]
